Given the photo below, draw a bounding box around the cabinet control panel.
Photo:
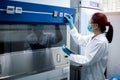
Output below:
[0,1,76,24]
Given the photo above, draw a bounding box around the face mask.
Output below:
[87,24,93,32]
[36,25,44,30]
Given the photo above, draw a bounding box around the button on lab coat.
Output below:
[69,27,109,80]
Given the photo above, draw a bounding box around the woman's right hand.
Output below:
[65,14,74,29]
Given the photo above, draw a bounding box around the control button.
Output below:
[6,6,15,14]
[53,11,58,17]
[15,7,22,14]
[59,12,63,17]
[64,13,68,17]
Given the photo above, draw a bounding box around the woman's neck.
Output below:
[92,30,102,39]
[94,30,102,36]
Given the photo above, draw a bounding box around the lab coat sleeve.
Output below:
[70,27,92,47]
[69,41,106,66]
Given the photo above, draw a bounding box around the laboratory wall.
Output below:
[106,12,120,79]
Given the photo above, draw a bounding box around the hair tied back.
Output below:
[107,22,110,26]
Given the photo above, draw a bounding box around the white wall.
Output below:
[11,0,70,7]
[106,12,120,79]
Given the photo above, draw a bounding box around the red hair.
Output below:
[91,13,113,43]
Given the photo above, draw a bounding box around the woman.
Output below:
[62,13,113,80]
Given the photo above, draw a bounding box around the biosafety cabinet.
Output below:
[0,0,76,80]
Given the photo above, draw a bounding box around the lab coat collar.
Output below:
[92,33,106,40]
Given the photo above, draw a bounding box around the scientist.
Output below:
[62,13,113,80]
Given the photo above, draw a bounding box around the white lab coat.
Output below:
[69,27,109,80]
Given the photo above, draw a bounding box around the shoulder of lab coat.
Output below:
[69,33,108,66]
[70,27,94,47]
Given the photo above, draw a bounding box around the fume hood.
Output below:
[0,1,76,80]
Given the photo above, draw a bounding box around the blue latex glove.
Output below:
[62,45,72,56]
[110,75,120,80]
[65,14,74,29]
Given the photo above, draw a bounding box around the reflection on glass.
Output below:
[24,24,63,72]
[0,24,66,53]
[24,25,63,50]
[0,24,66,78]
